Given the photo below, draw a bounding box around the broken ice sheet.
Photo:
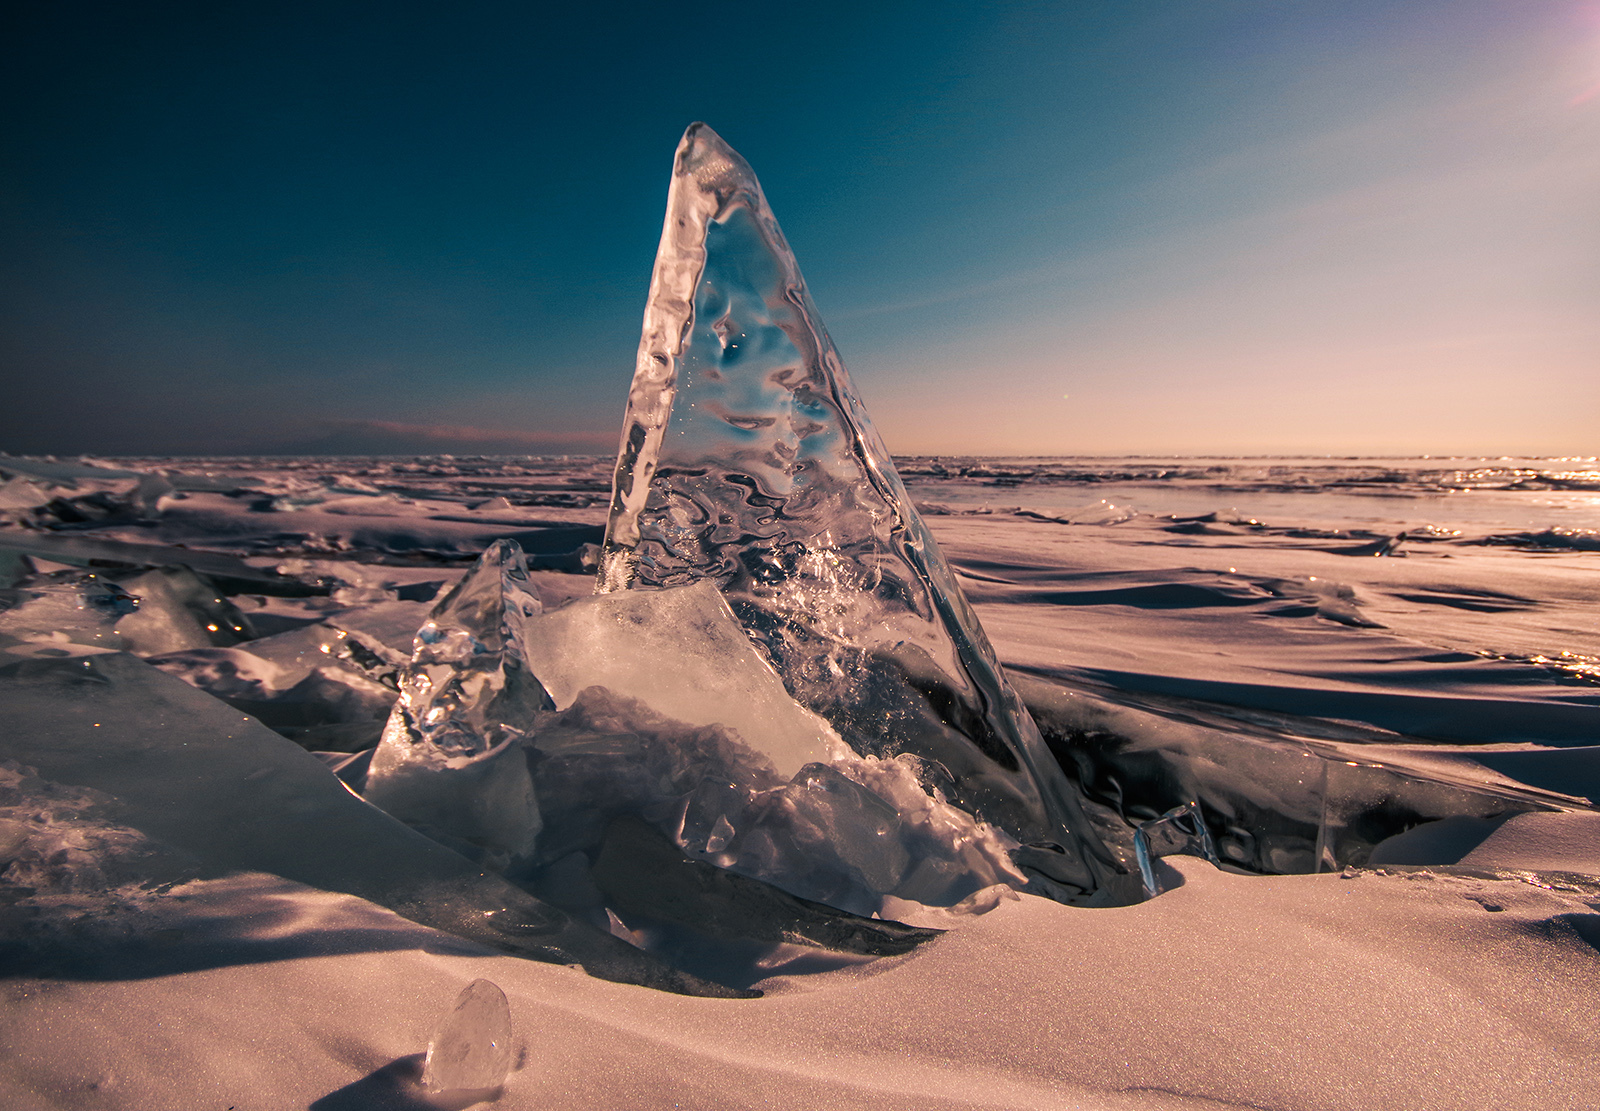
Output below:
[0,650,743,998]
[0,572,136,656]
[422,979,513,1094]
[599,122,1121,902]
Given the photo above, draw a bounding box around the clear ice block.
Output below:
[422,978,513,1094]
[364,540,551,868]
[599,122,1118,900]
[113,566,255,656]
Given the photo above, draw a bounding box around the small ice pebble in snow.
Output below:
[422,979,513,1094]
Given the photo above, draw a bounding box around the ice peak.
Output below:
[599,125,1123,901]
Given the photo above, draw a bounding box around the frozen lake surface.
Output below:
[1,448,1597,1110]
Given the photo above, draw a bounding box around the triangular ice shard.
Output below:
[365,540,551,869]
[601,123,1122,900]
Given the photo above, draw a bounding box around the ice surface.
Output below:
[151,640,399,754]
[6,442,1600,1103]
[0,649,744,997]
[365,540,550,869]
[422,978,513,1094]
[598,123,1118,900]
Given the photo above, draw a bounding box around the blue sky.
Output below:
[2,1,1595,456]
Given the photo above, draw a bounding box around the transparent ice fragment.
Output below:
[422,978,513,1094]
[372,539,552,760]
[673,751,1024,915]
[1064,499,1138,526]
[781,763,911,893]
[1311,757,1377,874]
[1133,802,1220,897]
[0,572,135,655]
[112,566,255,656]
[598,122,1117,900]
[364,541,551,868]
[0,477,49,512]
[519,580,836,779]
[704,814,735,854]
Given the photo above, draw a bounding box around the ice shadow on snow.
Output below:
[310,1054,501,1111]
[1517,912,1600,959]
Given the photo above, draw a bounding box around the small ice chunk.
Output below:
[113,566,254,656]
[365,540,551,868]
[422,979,513,1094]
[1064,499,1138,526]
[0,477,49,511]
[0,573,134,654]
[1134,802,1220,897]
[704,814,735,854]
[781,763,911,893]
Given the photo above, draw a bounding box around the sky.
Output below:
[1,0,1596,458]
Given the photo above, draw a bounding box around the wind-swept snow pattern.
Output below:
[600,123,1121,901]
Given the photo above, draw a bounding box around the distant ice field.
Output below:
[899,454,1600,533]
[82,451,1600,533]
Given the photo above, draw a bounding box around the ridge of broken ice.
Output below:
[364,540,1024,917]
